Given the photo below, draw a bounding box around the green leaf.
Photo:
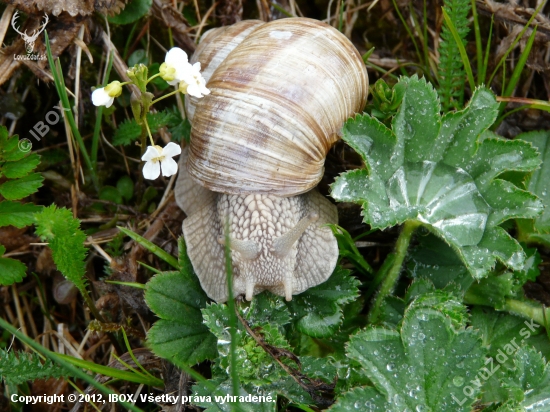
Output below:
[99,185,123,204]
[145,239,217,367]
[112,110,180,146]
[468,307,550,405]
[0,201,42,228]
[331,76,543,279]
[331,305,486,412]
[516,130,550,234]
[203,303,292,386]
[34,205,88,292]
[0,348,68,385]
[286,266,360,338]
[505,346,550,409]
[117,175,134,201]
[0,126,27,162]
[108,0,152,25]
[0,172,43,200]
[0,245,27,285]
[1,153,40,179]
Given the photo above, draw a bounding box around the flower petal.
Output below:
[162,142,182,158]
[186,84,203,98]
[104,97,115,108]
[141,145,161,162]
[165,47,188,67]
[143,160,161,180]
[92,88,112,107]
[160,157,178,177]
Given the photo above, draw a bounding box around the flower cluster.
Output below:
[160,48,210,98]
[91,47,209,180]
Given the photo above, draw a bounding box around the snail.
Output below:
[175,18,368,303]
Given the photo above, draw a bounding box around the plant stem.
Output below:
[144,117,155,146]
[147,73,162,83]
[151,89,180,105]
[223,220,241,402]
[368,220,420,324]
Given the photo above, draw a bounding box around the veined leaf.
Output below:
[0,172,43,201]
[330,305,486,411]
[145,239,217,367]
[516,130,550,234]
[331,76,543,279]
[0,201,42,228]
[286,266,360,338]
[0,245,27,285]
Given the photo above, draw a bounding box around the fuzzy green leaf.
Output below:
[331,76,542,279]
[0,349,68,385]
[286,266,360,338]
[0,201,42,228]
[112,110,181,146]
[145,240,217,367]
[0,245,27,285]
[0,173,43,200]
[330,305,486,412]
[34,205,87,292]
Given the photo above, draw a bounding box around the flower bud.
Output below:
[104,81,122,98]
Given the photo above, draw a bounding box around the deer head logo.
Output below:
[11,11,49,54]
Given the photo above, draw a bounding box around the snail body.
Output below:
[175,18,368,302]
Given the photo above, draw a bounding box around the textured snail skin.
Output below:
[175,148,338,303]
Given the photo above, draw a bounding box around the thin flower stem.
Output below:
[151,89,180,105]
[144,118,155,146]
[147,73,162,83]
[368,220,420,324]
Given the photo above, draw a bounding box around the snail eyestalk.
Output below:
[271,212,319,259]
[217,236,261,260]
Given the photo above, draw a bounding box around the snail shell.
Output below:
[176,18,368,302]
[186,17,368,196]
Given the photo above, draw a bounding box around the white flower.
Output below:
[180,62,211,98]
[141,142,181,180]
[91,81,122,108]
[161,47,194,86]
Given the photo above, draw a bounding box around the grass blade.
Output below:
[117,226,179,269]
[441,7,475,91]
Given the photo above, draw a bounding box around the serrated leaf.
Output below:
[1,153,40,179]
[0,172,43,200]
[246,292,291,328]
[0,349,68,385]
[331,76,543,279]
[0,244,27,285]
[113,110,181,146]
[202,303,291,385]
[34,205,87,292]
[286,266,360,338]
[506,346,550,410]
[145,240,217,367]
[516,130,550,234]
[0,126,27,162]
[108,0,152,25]
[469,307,550,405]
[0,201,42,228]
[331,305,486,412]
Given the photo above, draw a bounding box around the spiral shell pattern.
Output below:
[187,18,369,196]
